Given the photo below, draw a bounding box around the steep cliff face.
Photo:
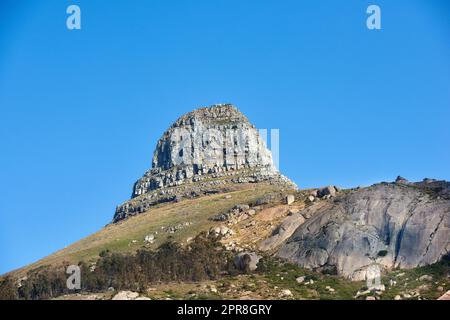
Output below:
[114,104,296,222]
[133,104,278,197]
[277,181,450,280]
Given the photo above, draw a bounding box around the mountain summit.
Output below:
[114,104,296,222]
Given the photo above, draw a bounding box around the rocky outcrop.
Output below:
[259,212,305,251]
[114,104,296,222]
[277,180,450,280]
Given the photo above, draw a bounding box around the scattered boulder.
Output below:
[309,190,318,197]
[209,286,218,293]
[210,226,235,239]
[144,234,155,244]
[164,221,193,233]
[296,276,305,284]
[355,289,371,298]
[395,176,410,184]
[416,284,430,292]
[317,186,337,198]
[419,275,433,282]
[280,289,293,297]
[234,252,261,272]
[235,204,250,211]
[246,220,256,228]
[325,286,335,292]
[211,204,255,224]
[254,194,280,206]
[285,195,295,205]
[112,291,140,300]
[225,240,241,252]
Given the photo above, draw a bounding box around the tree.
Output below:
[0,277,18,300]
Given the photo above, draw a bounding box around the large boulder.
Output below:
[234,252,261,272]
[277,182,450,279]
[317,186,337,198]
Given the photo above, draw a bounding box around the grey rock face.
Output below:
[259,212,305,251]
[277,182,450,280]
[134,104,275,196]
[114,104,296,222]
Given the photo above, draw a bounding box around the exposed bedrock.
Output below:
[277,181,450,280]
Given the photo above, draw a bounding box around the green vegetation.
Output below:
[257,257,364,300]
[7,233,239,300]
[0,277,18,300]
[380,255,450,300]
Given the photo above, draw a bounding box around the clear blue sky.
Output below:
[0,0,449,274]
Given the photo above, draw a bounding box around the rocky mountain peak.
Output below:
[150,104,264,172]
[113,104,296,222]
[167,104,249,130]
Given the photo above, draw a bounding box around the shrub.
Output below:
[378,250,388,257]
[0,277,18,300]
[13,233,239,299]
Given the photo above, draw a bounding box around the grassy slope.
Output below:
[10,183,280,278]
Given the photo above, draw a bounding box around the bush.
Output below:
[18,268,69,300]
[378,250,388,257]
[14,233,240,299]
[0,277,18,300]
